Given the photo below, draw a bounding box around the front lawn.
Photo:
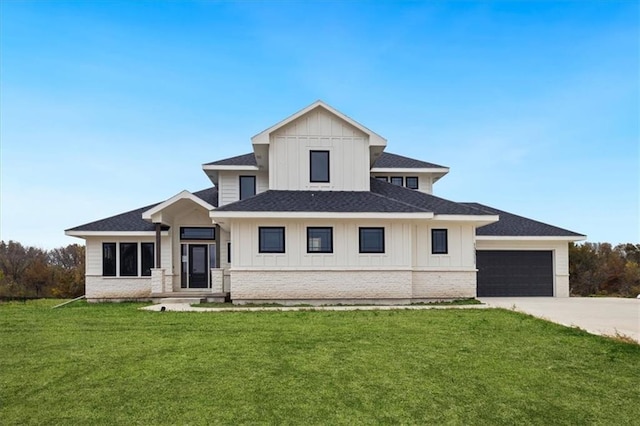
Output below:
[1,300,638,424]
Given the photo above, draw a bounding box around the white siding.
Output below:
[231,219,413,269]
[475,239,571,297]
[218,171,268,207]
[369,173,434,194]
[413,222,476,269]
[269,109,371,191]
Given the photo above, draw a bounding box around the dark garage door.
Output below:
[477,250,553,297]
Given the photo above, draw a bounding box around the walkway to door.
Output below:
[479,297,640,343]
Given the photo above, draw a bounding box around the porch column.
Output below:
[155,222,162,268]
[215,224,221,268]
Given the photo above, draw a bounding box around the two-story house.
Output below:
[66,101,585,303]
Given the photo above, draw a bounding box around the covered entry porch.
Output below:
[142,190,230,301]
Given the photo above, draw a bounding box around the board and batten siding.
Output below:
[218,171,268,207]
[269,108,371,191]
[412,222,476,270]
[231,219,413,269]
[475,239,570,297]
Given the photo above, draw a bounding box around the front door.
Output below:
[188,244,208,288]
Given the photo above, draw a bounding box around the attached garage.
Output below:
[476,250,554,297]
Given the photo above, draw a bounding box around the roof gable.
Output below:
[66,188,218,233]
[251,100,387,146]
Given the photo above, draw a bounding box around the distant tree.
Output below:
[0,241,85,299]
[569,242,640,297]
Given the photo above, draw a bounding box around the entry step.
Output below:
[158,297,203,305]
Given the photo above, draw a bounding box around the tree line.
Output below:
[569,242,640,297]
[0,241,85,299]
[0,240,639,299]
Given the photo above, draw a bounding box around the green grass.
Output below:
[1,300,638,425]
[195,298,481,308]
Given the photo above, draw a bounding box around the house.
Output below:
[65,101,585,303]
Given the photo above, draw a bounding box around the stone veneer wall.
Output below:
[231,270,413,300]
[85,276,152,300]
[411,271,476,298]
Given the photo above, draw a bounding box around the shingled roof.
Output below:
[204,151,445,169]
[462,203,584,237]
[215,179,490,216]
[214,189,428,213]
[66,187,218,232]
[373,152,446,169]
[204,153,257,166]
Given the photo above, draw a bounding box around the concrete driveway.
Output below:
[479,297,640,343]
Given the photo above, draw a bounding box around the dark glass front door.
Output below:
[188,244,208,288]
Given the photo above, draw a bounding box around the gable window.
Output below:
[390,176,403,186]
[406,177,419,190]
[141,243,155,276]
[432,229,448,254]
[359,227,385,253]
[119,243,138,276]
[307,227,333,253]
[376,176,388,182]
[259,227,285,253]
[102,243,116,276]
[239,175,256,200]
[180,227,215,240]
[310,150,330,183]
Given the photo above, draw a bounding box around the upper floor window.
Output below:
[307,227,333,253]
[259,227,285,253]
[359,227,385,253]
[310,151,330,183]
[390,176,403,186]
[180,227,215,240]
[239,175,256,200]
[375,176,388,182]
[406,177,419,189]
[431,229,448,254]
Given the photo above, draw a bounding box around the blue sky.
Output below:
[1,1,638,249]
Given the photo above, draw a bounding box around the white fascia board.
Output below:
[476,235,587,242]
[433,214,499,223]
[142,190,215,220]
[202,164,260,171]
[251,100,387,146]
[65,231,170,237]
[210,211,434,220]
[370,167,450,174]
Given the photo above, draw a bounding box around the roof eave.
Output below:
[64,231,170,238]
[476,235,587,241]
[210,211,434,220]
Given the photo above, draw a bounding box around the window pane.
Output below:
[376,176,388,182]
[359,228,385,253]
[307,227,333,253]
[180,227,215,240]
[406,177,419,189]
[209,244,217,269]
[120,243,138,276]
[310,151,329,182]
[239,176,256,200]
[102,243,116,276]
[141,243,154,276]
[259,227,285,253]
[181,244,188,288]
[227,242,231,263]
[390,177,403,186]
[432,229,448,254]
